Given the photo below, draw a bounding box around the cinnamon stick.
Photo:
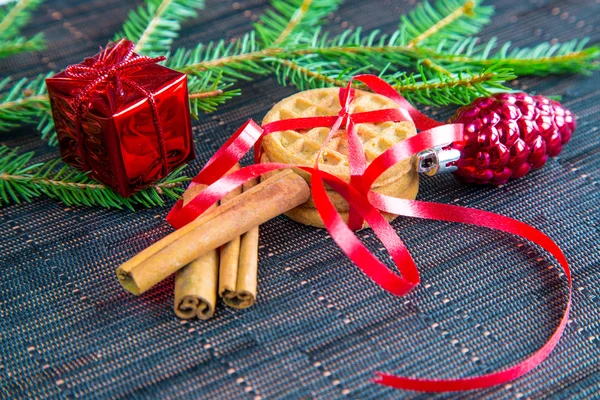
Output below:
[217,183,243,302]
[173,165,241,320]
[116,169,310,296]
[174,251,219,319]
[173,184,219,319]
[220,178,260,309]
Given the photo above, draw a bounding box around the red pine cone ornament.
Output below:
[449,93,576,185]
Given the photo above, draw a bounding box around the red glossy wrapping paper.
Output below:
[45,39,195,197]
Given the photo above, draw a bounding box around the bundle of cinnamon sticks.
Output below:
[116,167,310,320]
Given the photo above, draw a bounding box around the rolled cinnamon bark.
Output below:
[173,186,216,319]
[116,169,310,295]
[220,178,260,309]
[217,184,243,303]
[174,251,219,319]
[173,165,240,320]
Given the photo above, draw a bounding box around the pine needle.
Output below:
[391,66,516,106]
[0,0,44,38]
[171,0,342,78]
[0,32,44,58]
[169,31,274,81]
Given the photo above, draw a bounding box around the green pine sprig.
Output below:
[170,0,505,99]
[390,65,515,106]
[399,0,493,48]
[0,32,44,58]
[269,55,514,106]
[0,0,46,58]
[286,27,416,74]
[0,73,52,132]
[423,37,600,75]
[187,72,241,114]
[255,0,341,47]
[170,0,343,82]
[169,31,273,82]
[0,146,189,209]
[115,0,205,57]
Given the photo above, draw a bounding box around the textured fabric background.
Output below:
[1,0,599,399]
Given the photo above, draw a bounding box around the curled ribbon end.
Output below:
[371,372,386,385]
[165,199,185,229]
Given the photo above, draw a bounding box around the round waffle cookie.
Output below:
[261,88,419,229]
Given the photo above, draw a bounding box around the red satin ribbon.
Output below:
[166,75,571,392]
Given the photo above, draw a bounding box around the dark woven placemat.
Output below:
[1,0,599,398]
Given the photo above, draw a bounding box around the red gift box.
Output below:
[45,39,195,197]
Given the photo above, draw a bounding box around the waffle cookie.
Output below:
[261,88,419,229]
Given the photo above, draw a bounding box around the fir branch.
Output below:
[0,0,45,58]
[390,66,515,106]
[35,109,56,145]
[0,32,45,58]
[0,146,189,209]
[424,37,600,75]
[186,72,241,114]
[256,0,340,47]
[171,0,340,91]
[0,73,52,132]
[271,0,312,46]
[170,31,274,81]
[171,0,341,78]
[400,0,493,47]
[293,28,415,73]
[0,0,44,38]
[116,0,204,56]
[270,24,600,78]
[270,56,515,106]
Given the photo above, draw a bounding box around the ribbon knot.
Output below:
[333,81,359,136]
[64,38,168,173]
[336,109,350,127]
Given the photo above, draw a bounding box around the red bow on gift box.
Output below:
[63,39,169,172]
[166,75,571,392]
